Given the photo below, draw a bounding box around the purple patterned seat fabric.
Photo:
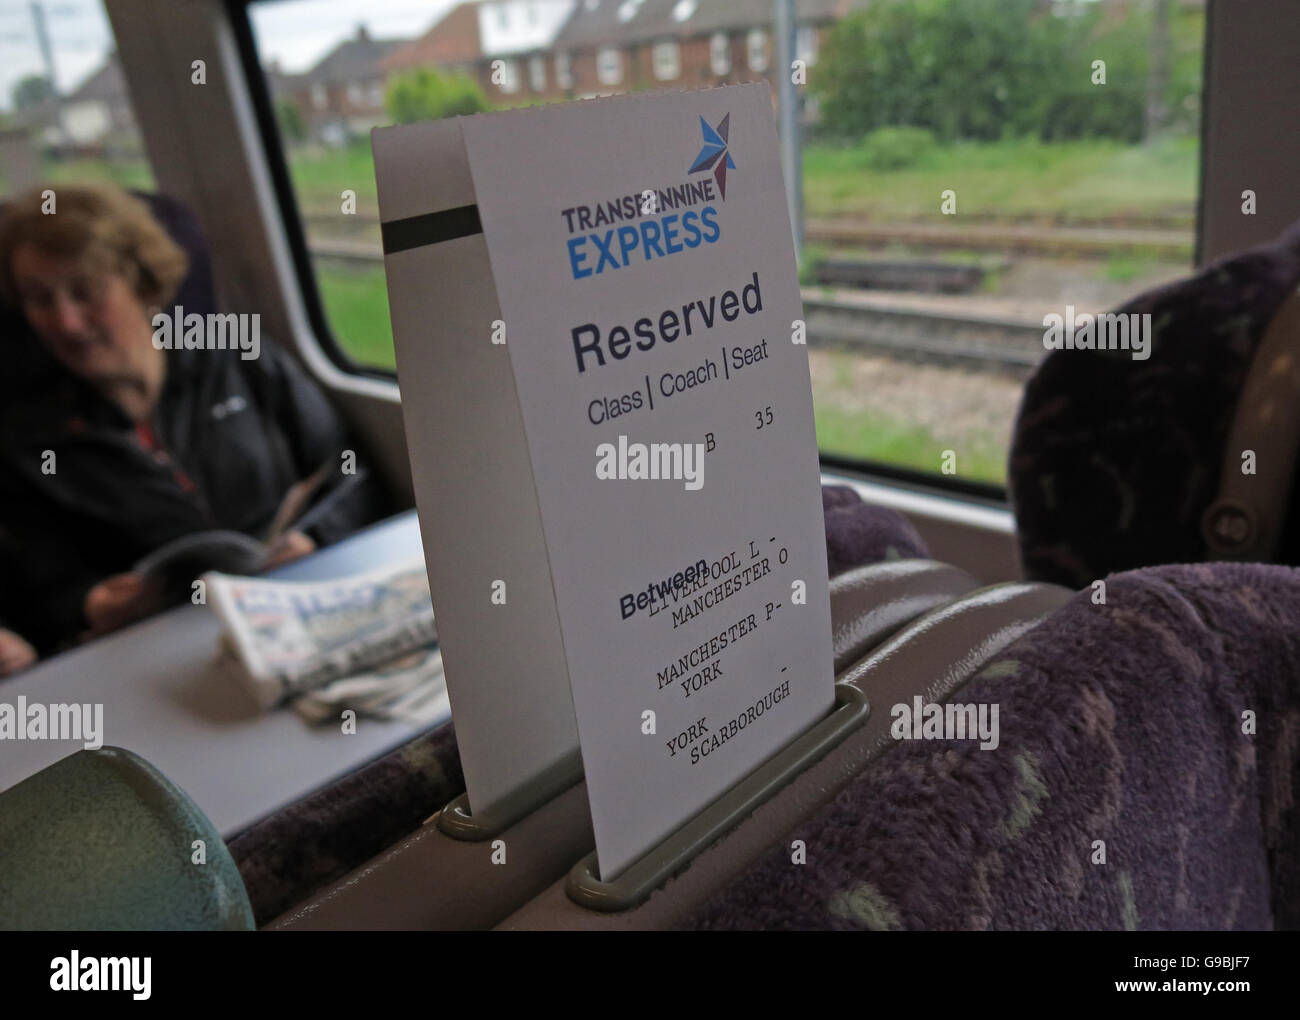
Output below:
[681,562,1300,930]
[1010,219,1300,588]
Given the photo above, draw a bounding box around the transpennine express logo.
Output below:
[689,114,736,199]
[559,113,733,281]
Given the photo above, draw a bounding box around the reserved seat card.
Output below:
[374,83,833,880]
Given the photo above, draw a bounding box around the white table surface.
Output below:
[0,510,444,839]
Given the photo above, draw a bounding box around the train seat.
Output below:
[677,561,1300,930]
[0,746,253,931]
[1010,218,1300,587]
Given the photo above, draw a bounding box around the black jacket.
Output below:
[0,339,391,653]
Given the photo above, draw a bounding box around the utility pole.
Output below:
[29,1,67,145]
[774,0,803,264]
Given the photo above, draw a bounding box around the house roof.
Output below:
[66,54,128,104]
[305,26,405,84]
[264,62,308,98]
[382,2,483,72]
[552,0,860,50]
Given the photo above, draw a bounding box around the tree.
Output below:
[385,68,488,124]
[810,0,1195,145]
[276,99,306,143]
[11,74,54,112]
[812,0,1062,143]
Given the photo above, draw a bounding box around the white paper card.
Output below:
[374,84,833,879]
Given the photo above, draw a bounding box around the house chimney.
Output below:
[356,24,370,41]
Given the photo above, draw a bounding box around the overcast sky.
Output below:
[0,0,457,111]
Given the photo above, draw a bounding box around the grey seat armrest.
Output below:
[831,559,980,671]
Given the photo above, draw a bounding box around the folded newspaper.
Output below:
[204,557,448,726]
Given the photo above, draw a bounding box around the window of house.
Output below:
[495,58,520,94]
[652,41,680,82]
[710,32,731,76]
[529,54,546,92]
[747,28,769,73]
[555,50,573,90]
[596,46,622,86]
[796,25,818,66]
[311,82,327,109]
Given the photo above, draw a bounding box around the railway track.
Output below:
[804,218,1192,260]
[800,294,1045,377]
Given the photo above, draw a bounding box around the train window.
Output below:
[0,0,155,197]
[241,0,1206,492]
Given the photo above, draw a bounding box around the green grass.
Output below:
[34,156,154,192]
[813,404,1008,486]
[1101,251,1165,282]
[287,142,380,212]
[802,134,1199,224]
[314,262,394,370]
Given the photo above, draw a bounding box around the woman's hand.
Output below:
[0,628,37,676]
[263,530,316,569]
[84,572,162,636]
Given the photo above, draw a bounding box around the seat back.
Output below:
[1010,219,1300,587]
[0,746,254,930]
[680,562,1299,930]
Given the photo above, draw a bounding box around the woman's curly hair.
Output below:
[0,182,189,308]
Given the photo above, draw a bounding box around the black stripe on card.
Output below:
[381,204,483,254]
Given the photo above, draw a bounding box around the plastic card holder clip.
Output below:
[565,681,869,912]
[436,749,585,841]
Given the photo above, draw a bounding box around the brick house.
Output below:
[283,25,405,145]
[383,0,867,111]
[495,0,868,105]
[382,2,486,81]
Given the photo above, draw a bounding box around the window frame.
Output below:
[555,49,573,90]
[652,39,680,81]
[227,0,388,382]
[596,45,623,85]
[495,58,521,94]
[746,28,768,73]
[709,31,731,76]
